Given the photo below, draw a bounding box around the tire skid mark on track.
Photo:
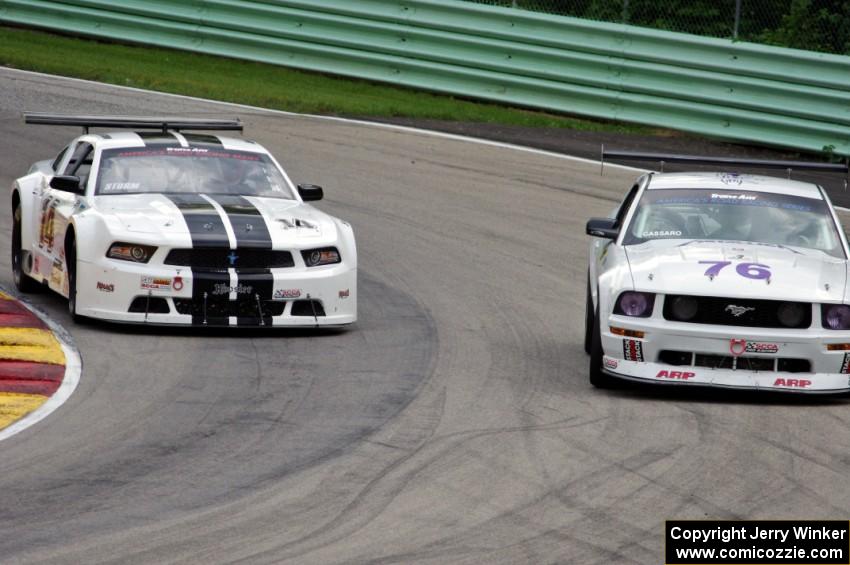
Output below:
[6,67,850,564]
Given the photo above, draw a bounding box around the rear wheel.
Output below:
[584,272,593,354]
[12,203,40,293]
[589,302,618,389]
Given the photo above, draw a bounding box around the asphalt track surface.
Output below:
[2,68,850,565]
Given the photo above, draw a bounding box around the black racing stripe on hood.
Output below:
[165,194,231,326]
[206,195,273,249]
[206,195,275,326]
[164,194,230,248]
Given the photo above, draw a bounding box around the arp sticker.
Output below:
[338,289,350,299]
[656,370,695,380]
[774,378,812,388]
[622,339,643,362]
[603,357,618,370]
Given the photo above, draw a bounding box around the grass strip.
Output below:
[0,25,653,134]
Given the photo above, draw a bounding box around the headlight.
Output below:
[614,292,655,317]
[823,304,850,330]
[777,302,806,328]
[301,247,340,267]
[107,242,156,263]
[668,295,698,321]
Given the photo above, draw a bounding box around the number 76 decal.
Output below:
[699,261,771,280]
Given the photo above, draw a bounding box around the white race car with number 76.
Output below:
[585,153,850,393]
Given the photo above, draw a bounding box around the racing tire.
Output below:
[584,272,593,354]
[66,242,86,324]
[589,302,618,389]
[12,204,40,293]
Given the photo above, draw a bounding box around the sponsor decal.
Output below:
[603,357,618,370]
[656,370,695,380]
[719,173,743,185]
[840,353,850,374]
[726,304,756,317]
[274,288,301,300]
[642,230,682,237]
[339,289,350,299]
[97,281,115,293]
[141,276,172,291]
[711,192,756,201]
[730,339,780,356]
[49,258,63,288]
[745,341,779,354]
[39,199,57,251]
[729,338,747,357]
[165,147,209,154]
[212,283,253,296]
[173,276,184,291]
[622,339,644,362]
[774,378,812,388]
[102,182,141,192]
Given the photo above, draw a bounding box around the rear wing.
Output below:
[601,147,848,186]
[24,113,243,134]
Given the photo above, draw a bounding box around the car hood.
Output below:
[625,239,847,303]
[94,194,338,245]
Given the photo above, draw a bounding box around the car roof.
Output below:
[646,172,824,200]
[83,131,266,154]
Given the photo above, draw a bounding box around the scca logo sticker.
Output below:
[656,370,695,380]
[774,378,812,388]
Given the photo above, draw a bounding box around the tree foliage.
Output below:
[484,0,849,54]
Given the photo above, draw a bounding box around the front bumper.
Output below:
[75,258,357,327]
[602,315,850,393]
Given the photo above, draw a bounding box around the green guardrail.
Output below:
[1,0,849,155]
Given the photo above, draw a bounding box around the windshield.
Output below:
[96,147,295,199]
[623,188,845,258]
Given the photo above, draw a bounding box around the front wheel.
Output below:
[66,243,85,324]
[12,204,40,293]
[589,302,618,389]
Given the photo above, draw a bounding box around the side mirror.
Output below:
[586,217,619,239]
[297,184,323,201]
[50,175,85,195]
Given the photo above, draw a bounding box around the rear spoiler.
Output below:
[24,113,243,134]
[600,146,849,185]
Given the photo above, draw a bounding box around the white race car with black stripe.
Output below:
[586,152,850,394]
[11,114,356,327]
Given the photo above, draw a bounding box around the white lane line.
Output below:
[3,67,646,173]
[0,288,82,443]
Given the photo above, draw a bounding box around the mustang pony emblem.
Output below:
[725,304,755,317]
[227,251,239,266]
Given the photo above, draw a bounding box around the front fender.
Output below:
[596,243,635,320]
[12,174,42,253]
